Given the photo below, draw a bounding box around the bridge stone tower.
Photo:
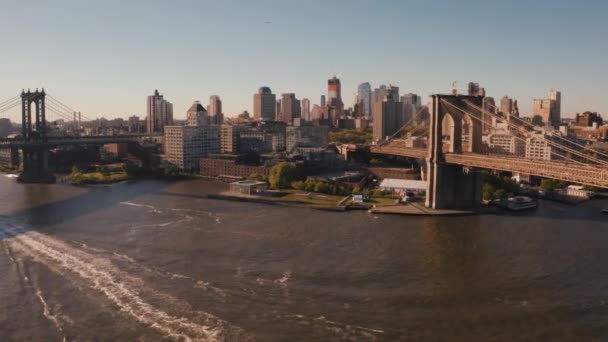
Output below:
[17,89,55,183]
[426,94,484,210]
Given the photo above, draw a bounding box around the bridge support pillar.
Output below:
[426,162,482,209]
[9,148,20,168]
[17,148,55,184]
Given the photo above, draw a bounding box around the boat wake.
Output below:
[1,223,246,342]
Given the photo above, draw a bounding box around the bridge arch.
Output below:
[441,112,456,153]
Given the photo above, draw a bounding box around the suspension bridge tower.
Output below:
[425,94,484,209]
[17,89,56,183]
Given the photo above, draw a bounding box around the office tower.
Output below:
[357,82,372,119]
[208,95,223,125]
[531,89,561,128]
[500,96,513,116]
[468,82,480,96]
[320,95,326,107]
[548,88,561,128]
[163,125,220,171]
[301,98,311,121]
[253,86,277,121]
[328,76,342,102]
[400,93,421,125]
[186,101,208,127]
[146,89,173,135]
[372,85,399,122]
[373,94,402,143]
[276,100,281,120]
[280,93,301,124]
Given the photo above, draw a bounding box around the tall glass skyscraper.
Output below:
[357,82,372,119]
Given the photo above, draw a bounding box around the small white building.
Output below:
[229,180,268,195]
[565,185,593,198]
[378,179,427,195]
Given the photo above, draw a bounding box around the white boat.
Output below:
[506,196,538,211]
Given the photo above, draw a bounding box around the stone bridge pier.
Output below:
[425,94,484,210]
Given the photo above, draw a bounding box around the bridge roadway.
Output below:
[0,135,143,149]
[370,145,608,189]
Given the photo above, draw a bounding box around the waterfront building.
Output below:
[208,95,223,125]
[486,130,526,156]
[575,111,603,127]
[163,125,220,171]
[286,122,329,153]
[200,157,272,179]
[253,87,276,121]
[146,89,173,135]
[220,124,248,153]
[525,133,552,161]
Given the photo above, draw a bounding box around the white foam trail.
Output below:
[274,271,291,286]
[3,225,244,341]
[280,313,384,341]
[120,201,163,214]
[35,289,68,342]
[69,240,228,299]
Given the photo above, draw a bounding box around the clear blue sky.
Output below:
[1,0,606,122]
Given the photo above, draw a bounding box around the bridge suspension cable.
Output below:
[440,99,589,167]
[379,106,430,145]
[460,99,608,167]
[0,95,21,114]
[479,100,608,161]
[47,95,93,122]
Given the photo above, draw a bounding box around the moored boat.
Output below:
[506,196,538,211]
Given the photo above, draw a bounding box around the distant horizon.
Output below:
[1,0,606,122]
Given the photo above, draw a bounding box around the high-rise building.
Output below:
[532,89,561,129]
[548,88,561,127]
[208,95,223,125]
[373,94,402,143]
[400,93,421,124]
[301,98,310,121]
[328,76,341,103]
[286,122,329,153]
[186,101,208,127]
[146,89,173,135]
[280,93,301,124]
[357,83,372,119]
[253,87,276,121]
[320,95,326,107]
[372,85,399,122]
[163,125,220,171]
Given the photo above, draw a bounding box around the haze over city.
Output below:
[1,0,607,121]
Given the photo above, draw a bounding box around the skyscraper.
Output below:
[301,98,310,121]
[280,93,301,124]
[186,101,208,127]
[208,95,223,125]
[373,94,402,143]
[548,88,561,127]
[372,85,399,122]
[253,87,276,121]
[328,76,342,103]
[320,95,326,107]
[357,82,372,119]
[400,93,421,124]
[146,89,173,135]
[532,89,561,129]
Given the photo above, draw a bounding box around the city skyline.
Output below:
[1,0,607,122]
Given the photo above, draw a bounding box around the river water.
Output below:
[1,175,607,341]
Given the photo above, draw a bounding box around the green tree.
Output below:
[291,180,306,190]
[304,180,316,192]
[483,183,496,200]
[493,188,509,200]
[540,179,565,192]
[371,189,385,198]
[352,185,362,194]
[71,165,81,175]
[248,173,267,182]
[314,182,330,193]
[268,162,298,189]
